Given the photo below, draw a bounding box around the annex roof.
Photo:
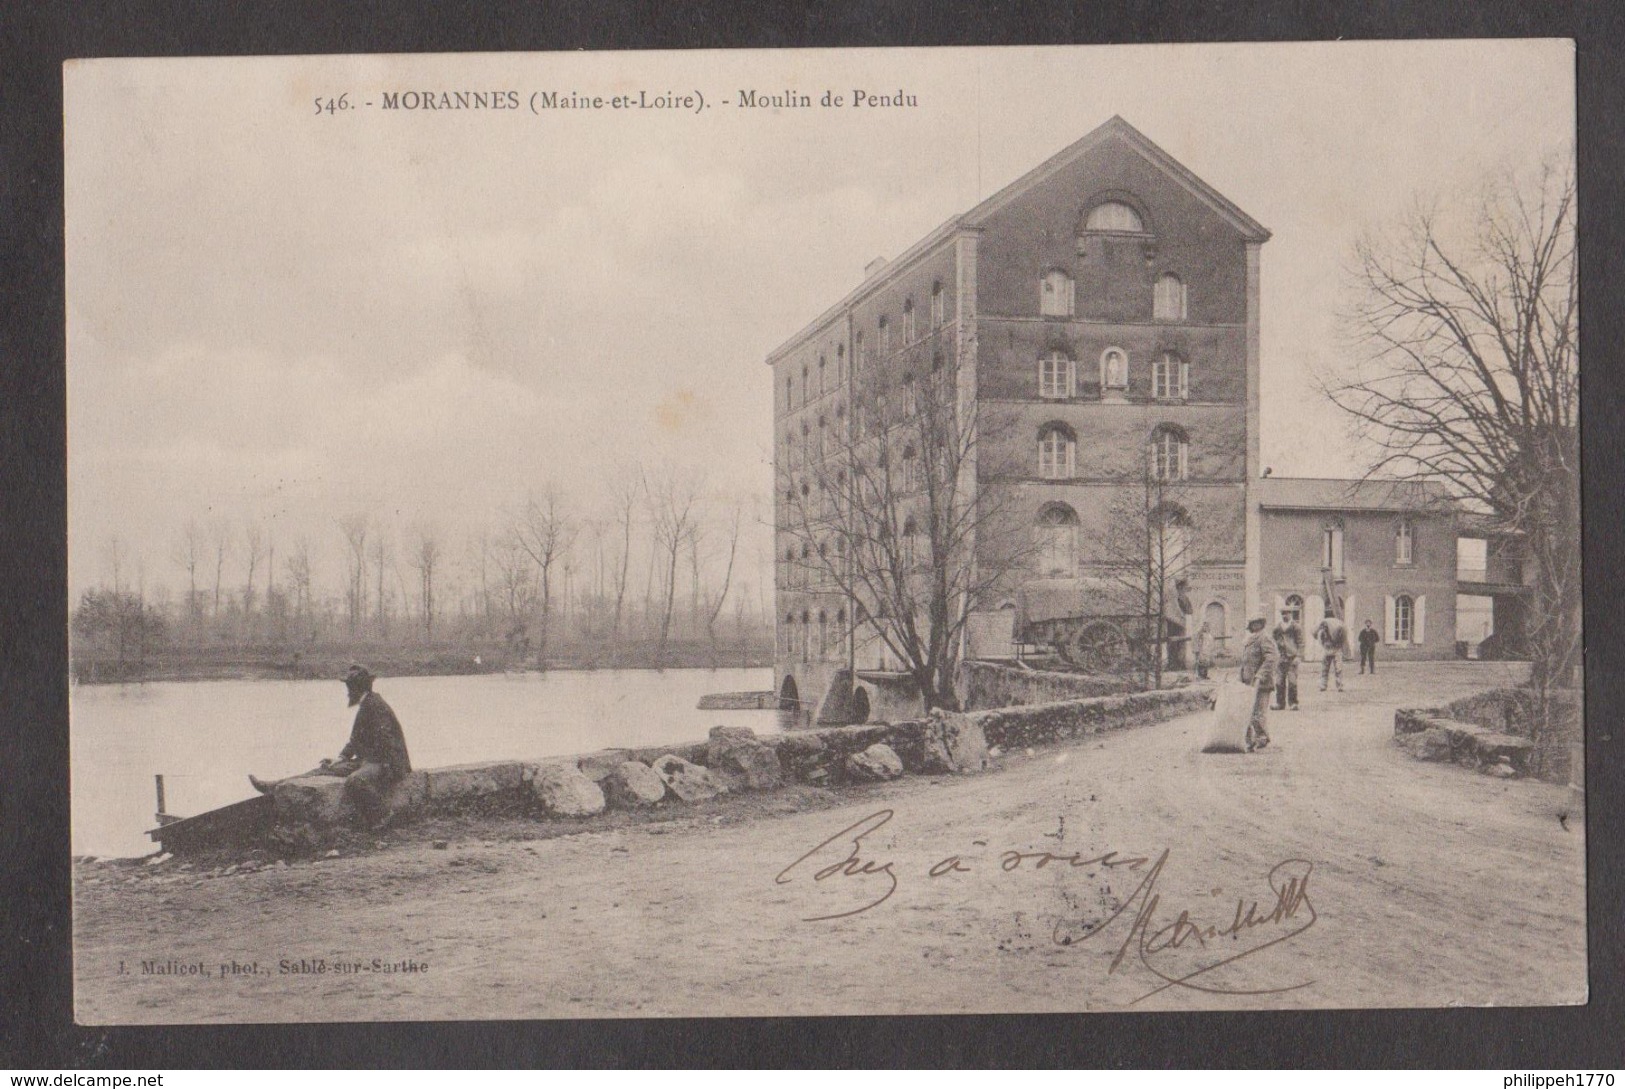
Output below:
[1255,477,1457,514]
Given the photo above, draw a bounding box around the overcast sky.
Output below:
[64,41,1574,601]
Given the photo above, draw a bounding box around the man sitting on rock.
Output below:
[250,664,412,831]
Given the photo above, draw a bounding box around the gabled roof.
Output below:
[962,115,1272,243]
[1256,477,1457,514]
[766,116,1270,364]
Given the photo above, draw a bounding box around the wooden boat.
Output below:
[146,774,274,855]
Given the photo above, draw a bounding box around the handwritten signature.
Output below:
[775,809,1317,1001]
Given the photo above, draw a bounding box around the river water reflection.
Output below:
[71,667,781,858]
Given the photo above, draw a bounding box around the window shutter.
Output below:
[1066,440,1076,477]
[1178,441,1188,480]
[1385,595,1397,644]
[1343,594,1357,636]
[1180,361,1190,399]
[1274,594,1285,620]
[1414,595,1426,645]
[1307,595,1323,629]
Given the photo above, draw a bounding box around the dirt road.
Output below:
[73,661,1585,1022]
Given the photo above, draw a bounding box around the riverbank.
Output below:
[71,638,774,685]
[72,661,1583,1021]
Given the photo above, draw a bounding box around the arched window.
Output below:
[902,299,916,342]
[902,443,919,489]
[901,515,921,568]
[1323,518,1345,577]
[1040,269,1075,317]
[1154,274,1187,320]
[1039,350,1075,399]
[1085,201,1145,232]
[1150,425,1189,481]
[1038,423,1077,479]
[878,316,891,355]
[931,281,945,328]
[818,356,827,396]
[855,332,865,372]
[1395,519,1414,565]
[836,343,846,383]
[1036,503,1079,578]
[1203,601,1227,644]
[1152,351,1188,400]
[785,375,794,411]
[1150,504,1192,577]
[818,610,829,656]
[800,609,811,662]
[932,348,945,373]
[1393,594,1415,643]
[1283,593,1304,626]
[1101,347,1129,390]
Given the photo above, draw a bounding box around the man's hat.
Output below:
[343,663,375,688]
[1247,616,1267,630]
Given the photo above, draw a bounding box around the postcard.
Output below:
[65,41,1582,1022]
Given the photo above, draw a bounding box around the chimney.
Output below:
[863,256,888,278]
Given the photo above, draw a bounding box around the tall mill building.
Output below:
[769,117,1513,722]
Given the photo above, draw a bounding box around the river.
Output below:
[70,667,781,859]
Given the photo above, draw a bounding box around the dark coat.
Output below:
[340,691,412,780]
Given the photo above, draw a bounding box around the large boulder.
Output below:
[386,770,430,816]
[603,761,668,808]
[529,762,606,818]
[846,743,904,782]
[776,732,832,784]
[273,775,350,826]
[706,725,784,791]
[650,754,727,803]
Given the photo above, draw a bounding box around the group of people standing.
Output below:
[1195,608,1384,753]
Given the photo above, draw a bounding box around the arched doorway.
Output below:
[849,686,871,724]
[779,675,800,711]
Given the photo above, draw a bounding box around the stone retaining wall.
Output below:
[957,660,1138,710]
[267,685,1211,849]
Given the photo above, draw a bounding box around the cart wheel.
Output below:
[1060,622,1128,672]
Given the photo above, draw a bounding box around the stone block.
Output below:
[386,770,429,814]
[1396,727,1454,762]
[273,775,349,826]
[574,749,634,783]
[529,763,606,818]
[706,726,784,791]
[425,761,525,800]
[651,754,727,803]
[1473,731,1534,772]
[937,712,990,773]
[603,761,668,808]
[846,743,904,782]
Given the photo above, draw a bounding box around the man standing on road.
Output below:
[1238,616,1280,752]
[1271,608,1304,711]
[1312,610,1350,692]
[1193,621,1213,680]
[1358,619,1380,674]
[249,664,412,831]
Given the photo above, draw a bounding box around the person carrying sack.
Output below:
[1237,616,1279,752]
[1312,610,1350,692]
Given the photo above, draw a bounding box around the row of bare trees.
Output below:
[77,470,769,667]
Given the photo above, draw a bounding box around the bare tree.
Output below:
[1321,159,1578,727]
[783,346,1026,712]
[171,519,205,627]
[337,514,369,636]
[644,468,703,654]
[510,489,576,664]
[241,520,265,620]
[409,524,443,636]
[208,517,233,620]
[371,530,395,639]
[285,537,314,632]
[1090,466,1199,688]
[701,500,743,655]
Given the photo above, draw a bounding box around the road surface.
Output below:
[74,661,1585,1022]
